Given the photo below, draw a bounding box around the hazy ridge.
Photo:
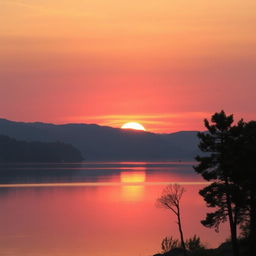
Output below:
[0,118,199,161]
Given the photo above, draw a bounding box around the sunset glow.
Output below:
[121,122,146,131]
[1,0,255,132]
[1,1,255,256]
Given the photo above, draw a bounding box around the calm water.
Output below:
[0,162,228,256]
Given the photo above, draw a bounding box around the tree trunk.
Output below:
[225,180,239,256]
[249,188,256,256]
[229,214,239,256]
[177,206,187,256]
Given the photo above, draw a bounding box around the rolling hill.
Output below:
[0,118,200,161]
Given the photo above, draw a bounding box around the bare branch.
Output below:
[156,183,187,255]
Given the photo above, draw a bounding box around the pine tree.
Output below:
[194,111,244,256]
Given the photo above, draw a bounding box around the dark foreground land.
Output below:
[153,240,250,256]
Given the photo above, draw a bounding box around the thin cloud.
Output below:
[71,112,211,122]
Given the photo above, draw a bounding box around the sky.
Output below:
[0,0,256,133]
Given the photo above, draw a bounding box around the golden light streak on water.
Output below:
[0,181,209,188]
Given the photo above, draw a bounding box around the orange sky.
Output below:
[0,0,256,132]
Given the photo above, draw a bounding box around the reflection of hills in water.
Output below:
[0,162,207,185]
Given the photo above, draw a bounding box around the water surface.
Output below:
[0,162,228,256]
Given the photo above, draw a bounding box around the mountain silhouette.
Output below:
[0,118,199,161]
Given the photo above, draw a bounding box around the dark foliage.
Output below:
[230,121,256,255]
[161,236,179,253]
[185,235,204,251]
[194,111,245,256]
[0,135,83,163]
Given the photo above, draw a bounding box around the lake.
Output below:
[0,162,229,256]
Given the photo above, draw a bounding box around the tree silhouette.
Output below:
[199,182,245,232]
[161,236,179,253]
[231,121,256,255]
[194,111,244,256]
[156,184,187,256]
[185,235,204,251]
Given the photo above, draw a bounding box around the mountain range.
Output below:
[0,118,200,161]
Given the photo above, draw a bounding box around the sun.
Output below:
[121,122,146,131]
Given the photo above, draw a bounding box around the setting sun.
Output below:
[121,122,146,131]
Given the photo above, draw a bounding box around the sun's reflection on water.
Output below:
[120,171,146,201]
[120,171,146,184]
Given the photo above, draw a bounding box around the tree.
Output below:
[231,121,256,255]
[199,182,245,232]
[194,111,244,256]
[161,236,179,253]
[156,184,187,256]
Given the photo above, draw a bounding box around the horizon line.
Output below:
[0,117,201,135]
